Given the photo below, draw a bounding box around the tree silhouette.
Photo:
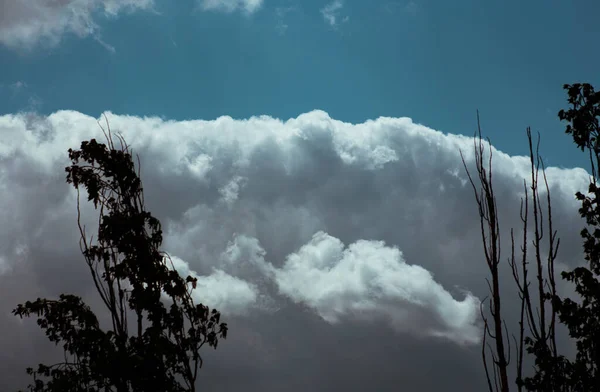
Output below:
[12,123,227,392]
[467,83,600,391]
[550,83,600,389]
[462,120,561,392]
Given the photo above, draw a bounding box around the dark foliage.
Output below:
[13,127,227,392]
[544,83,600,390]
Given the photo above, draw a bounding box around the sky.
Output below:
[0,1,599,391]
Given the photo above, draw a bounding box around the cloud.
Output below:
[200,0,264,14]
[0,0,265,51]
[166,255,259,315]
[219,176,247,207]
[264,231,479,344]
[0,109,591,391]
[321,0,348,27]
[0,0,155,50]
[218,230,479,344]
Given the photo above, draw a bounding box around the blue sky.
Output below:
[2,0,599,168]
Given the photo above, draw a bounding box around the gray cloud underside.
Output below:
[0,109,590,391]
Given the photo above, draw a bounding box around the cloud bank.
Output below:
[0,109,590,391]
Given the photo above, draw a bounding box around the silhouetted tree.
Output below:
[516,83,600,392]
[461,113,511,392]
[462,117,560,392]
[467,83,600,391]
[13,122,227,392]
[549,83,600,389]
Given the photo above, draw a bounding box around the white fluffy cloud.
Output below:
[238,231,480,345]
[167,255,259,315]
[0,108,591,390]
[0,0,155,50]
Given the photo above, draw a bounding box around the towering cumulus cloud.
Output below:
[0,109,590,390]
